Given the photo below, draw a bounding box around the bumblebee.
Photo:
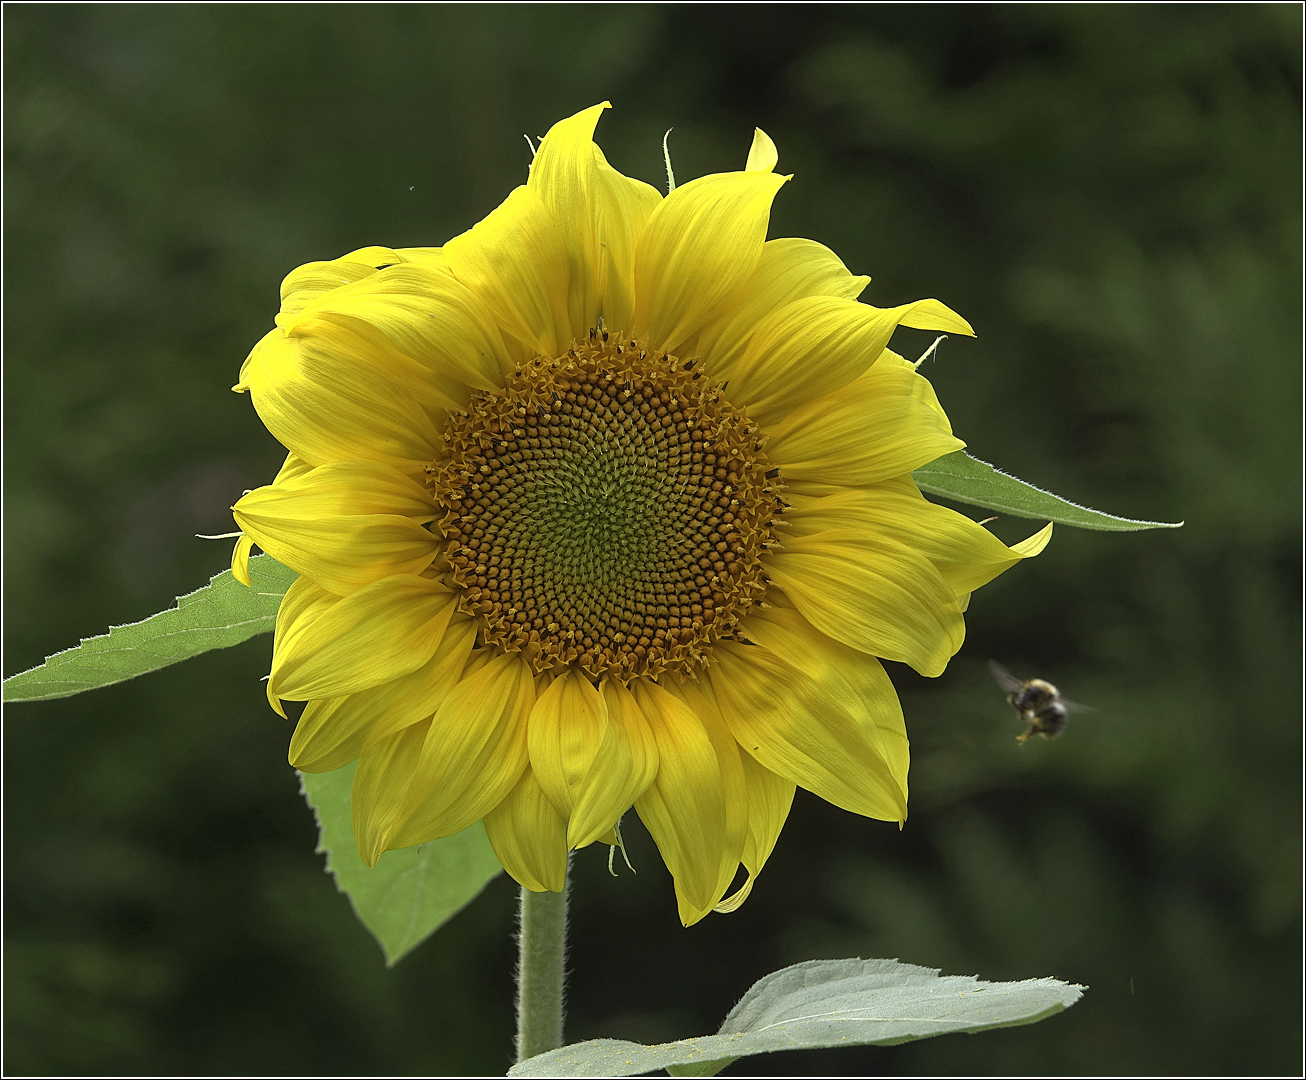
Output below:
[988,660,1089,743]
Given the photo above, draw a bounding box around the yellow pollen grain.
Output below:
[430,332,784,683]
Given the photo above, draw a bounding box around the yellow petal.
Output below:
[661,679,750,924]
[387,652,535,849]
[266,575,337,716]
[269,574,455,704]
[529,102,663,338]
[484,767,569,892]
[709,638,906,822]
[786,477,1054,599]
[443,185,572,357]
[230,533,254,587]
[527,669,606,818]
[237,317,446,471]
[632,169,789,354]
[281,262,514,394]
[742,603,908,803]
[631,679,731,920]
[289,617,477,773]
[764,528,963,677]
[352,717,431,867]
[278,246,402,322]
[695,237,869,378]
[715,753,795,914]
[727,296,973,426]
[567,680,660,850]
[233,460,441,595]
[764,354,965,485]
[744,128,779,173]
[273,452,314,486]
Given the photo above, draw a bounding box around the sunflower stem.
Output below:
[515,869,569,1063]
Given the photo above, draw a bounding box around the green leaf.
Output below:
[300,761,503,966]
[3,554,297,703]
[509,958,1084,1078]
[913,450,1183,531]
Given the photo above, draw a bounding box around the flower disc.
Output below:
[434,332,783,682]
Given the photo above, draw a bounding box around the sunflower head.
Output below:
[230,103,1051,925]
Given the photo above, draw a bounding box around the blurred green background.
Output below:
[4,5,1300,1076]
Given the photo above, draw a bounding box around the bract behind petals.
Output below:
[529,102,662,339]
[632,169,789,355]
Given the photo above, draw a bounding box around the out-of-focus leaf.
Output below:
[510,958,1084,1078]
[300,761,503,966]
[914,450,1182,530]
[3,555,296,702]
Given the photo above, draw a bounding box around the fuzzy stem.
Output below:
[515,872,569,1062]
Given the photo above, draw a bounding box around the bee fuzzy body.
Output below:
[989,662,1083,743]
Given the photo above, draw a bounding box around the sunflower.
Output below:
[230,103,1050,926]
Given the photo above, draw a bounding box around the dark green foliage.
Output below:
[4,6,1299,1076]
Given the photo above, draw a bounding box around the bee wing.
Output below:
[1061,697,1095,714]
[987,660,1024,694]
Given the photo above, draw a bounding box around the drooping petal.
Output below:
[529,102,663,339]
[281,262,515,392]
[763,528,964,677]
[631,169,789,354]
[386,652,535,850]
[715,752,795,914]
[694,237,870,378]
[236,316,447,472]
[662,678,751,924]
[269,574,455,706]
[708,638,906,822]
[233,460,440,595]
[484,767,569,892]
[289,617,477,774]
[764,353,965,486]
[443,185,572,357]
[630,679,733,921]
[726,296,973,426]
[527,669,606,818]
[567,680,660,850]
[786,476,1054,599]
[742,603,908,803]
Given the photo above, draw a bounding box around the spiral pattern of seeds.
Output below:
[431,333,784,682]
